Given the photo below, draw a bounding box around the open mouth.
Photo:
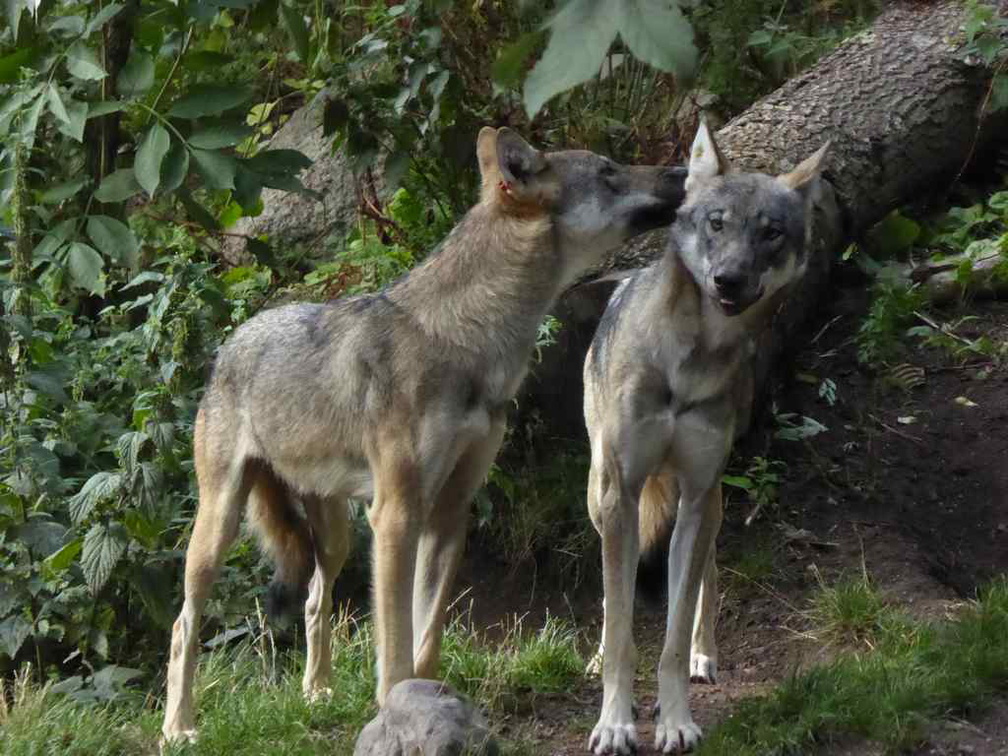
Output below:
[715,289,762,316]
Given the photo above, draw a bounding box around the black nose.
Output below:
[714,272,746,298]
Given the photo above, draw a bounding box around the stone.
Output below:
[353,679,498,756]
[223,89,370,264]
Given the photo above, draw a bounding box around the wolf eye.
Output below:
[599,163,617,178]
[765,227,783,242]
[708,213,724,232]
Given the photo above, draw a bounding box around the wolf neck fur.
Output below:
[389,203,560,361]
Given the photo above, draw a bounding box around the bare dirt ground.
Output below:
[455,287,1008,754]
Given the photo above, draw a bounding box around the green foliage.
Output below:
[522,0,697,118]
[963,0,1008,114]
[0,1,311,294]
[856,278,924,365]
[692,0,878,114]
[722,455,785,524]
[699,578,1008,754]
[0,221,265,676]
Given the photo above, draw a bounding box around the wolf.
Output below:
[582,121,829,754]
[160,126,686,743]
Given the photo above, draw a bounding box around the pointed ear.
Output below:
[477,126,501,200]
[778,141,831,193]
[495,127,547,188]
[685,119,730,194]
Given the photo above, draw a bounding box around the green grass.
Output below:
[0,614,583,756]
[699,577,1008,755]
[809,572,890,648]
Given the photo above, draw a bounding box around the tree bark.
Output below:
[516,0,1007,444]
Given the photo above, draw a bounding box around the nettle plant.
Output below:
[0,0,310,682]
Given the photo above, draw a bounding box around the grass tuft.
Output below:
[699,577,1008,755]
[809,572,890,648]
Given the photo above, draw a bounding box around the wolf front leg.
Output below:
[655,485,723,753]
[412,420,506,679]
[368,457,423,705]
[588,453,641,756]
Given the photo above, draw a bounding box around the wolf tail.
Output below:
[636,471,678,603]
[246,464,314,621]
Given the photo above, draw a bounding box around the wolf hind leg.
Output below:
[162,410,253,744]
[412,419,506,679]
[302,494,351,700]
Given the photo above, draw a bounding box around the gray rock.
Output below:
[223,89,370,264]
[353,679,498,756]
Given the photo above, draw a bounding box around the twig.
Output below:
[810,314,844,346]
[913,310,973,345]
[868,413,924,445]
[950,57,1007,190]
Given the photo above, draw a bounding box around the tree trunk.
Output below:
[516,0,1006,444]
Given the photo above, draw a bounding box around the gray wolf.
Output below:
[161,126,686,743]
[582,121,829,754]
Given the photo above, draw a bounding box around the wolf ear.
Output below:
[496,127,547,186]
[476,127,547,204]
[778,141,831,194]
[685,119,730,194]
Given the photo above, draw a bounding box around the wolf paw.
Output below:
[689,653,717,684]
[588,720,637,755]
[304,686,333,703]
[654,718,702,753]
[160,728,198,751]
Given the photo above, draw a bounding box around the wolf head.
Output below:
[673,121,829,317]
[476,127,685,279]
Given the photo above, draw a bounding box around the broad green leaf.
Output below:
[866,210,921,256]
[69,471,122,524]
[188,123,254,149]
[47,14,85,36]
[66,242,106,296]
[160,138,190,193]
[66,41,108,81]
[18,91,45,149]
[0,46,35,83]
[186,50,233,70]
[26,368,69,402]
[84,3,125,36]
[136,124,170,197]
[493,31,544,88]
[190,147,236,190]
[117,51,155,99]
[233,165,263,211]
[5,0,23,41]
[87,215,139,266]
[618,0,696,80]
[87,100,126,119]
[81,522,127,594]
[45,538,83,574]
[168,84,253,119]
[46,83,70,123]
[280,2,310,63]
[0,615,32,660]
[524,0,618,118]
[16,515,67,555]
[722,475,754,490]
[94,167,139,202]
[54,99,88,142]
[40,178,87,204]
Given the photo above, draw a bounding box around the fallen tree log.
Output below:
[517,0,1008,443]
